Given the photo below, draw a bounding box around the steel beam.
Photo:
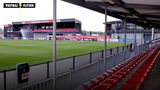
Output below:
[124,15,127,60]
[104,7,107,71]
[53,0,57,89]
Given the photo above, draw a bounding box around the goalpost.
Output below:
[34,33,49,40]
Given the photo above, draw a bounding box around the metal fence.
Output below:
[0,42,155,90]
[17,43,149,90]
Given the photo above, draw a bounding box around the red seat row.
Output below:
[92,49,151,90]
[119,47,160,90]
[79,47,153,90]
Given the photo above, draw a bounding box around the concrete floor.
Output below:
[142,57,160,90]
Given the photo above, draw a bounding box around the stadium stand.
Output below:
[77,44,160,90]
[119,46,160,90]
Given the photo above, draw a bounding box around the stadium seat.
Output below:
[79,46,157,90]
[92,84,109,90]
[101,73,110,78]
[119,69,130,74]
[118,83,139,90]
[119,47,160,90]
[102,79,117,88]
[82,80,99,90]
[106,70,114,75]
[110,69,118,73]
[109,75,123,82]
[114,72,126,78]
[96,76,106,83]
[134,69,149,75]
[131,73,147,79]
[125,77,144,88]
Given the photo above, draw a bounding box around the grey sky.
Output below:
[0,0,119,31]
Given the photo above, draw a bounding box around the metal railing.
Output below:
[0,44,132,90]
[15,42,154,90]
[2,39,160,90]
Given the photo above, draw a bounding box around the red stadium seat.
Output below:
[119,69,130,74]
[118,83,139,90]
[131,73,147,81]
[79,47,159,90]
[119,47,160,90]
[109,75,123,82]
[82,80,99,90]
[92,84,109,90]
[135,69,149,74]
[102,79,117,89]
[96,76,106,83]
[114,72,126,78]
[110,68,119,73]
[125,76,144,88]
[101,73,110,78]
[106,70,114,75]
[131,73,146,79]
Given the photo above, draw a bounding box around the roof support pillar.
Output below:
[124,16,127,60]
[134,21,137,55]
[104,7,108,71]
[151,28,155,46]
[134,22,137,45]
[53,0,57,89]
[141,32,143,44]
[151,28,155,41]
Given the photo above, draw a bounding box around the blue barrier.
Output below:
[119,39,136,42]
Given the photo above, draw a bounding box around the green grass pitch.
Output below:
[0,39,128,69]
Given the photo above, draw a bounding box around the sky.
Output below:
[0,0,119,32]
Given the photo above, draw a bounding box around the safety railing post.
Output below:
[4,70,6,90]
